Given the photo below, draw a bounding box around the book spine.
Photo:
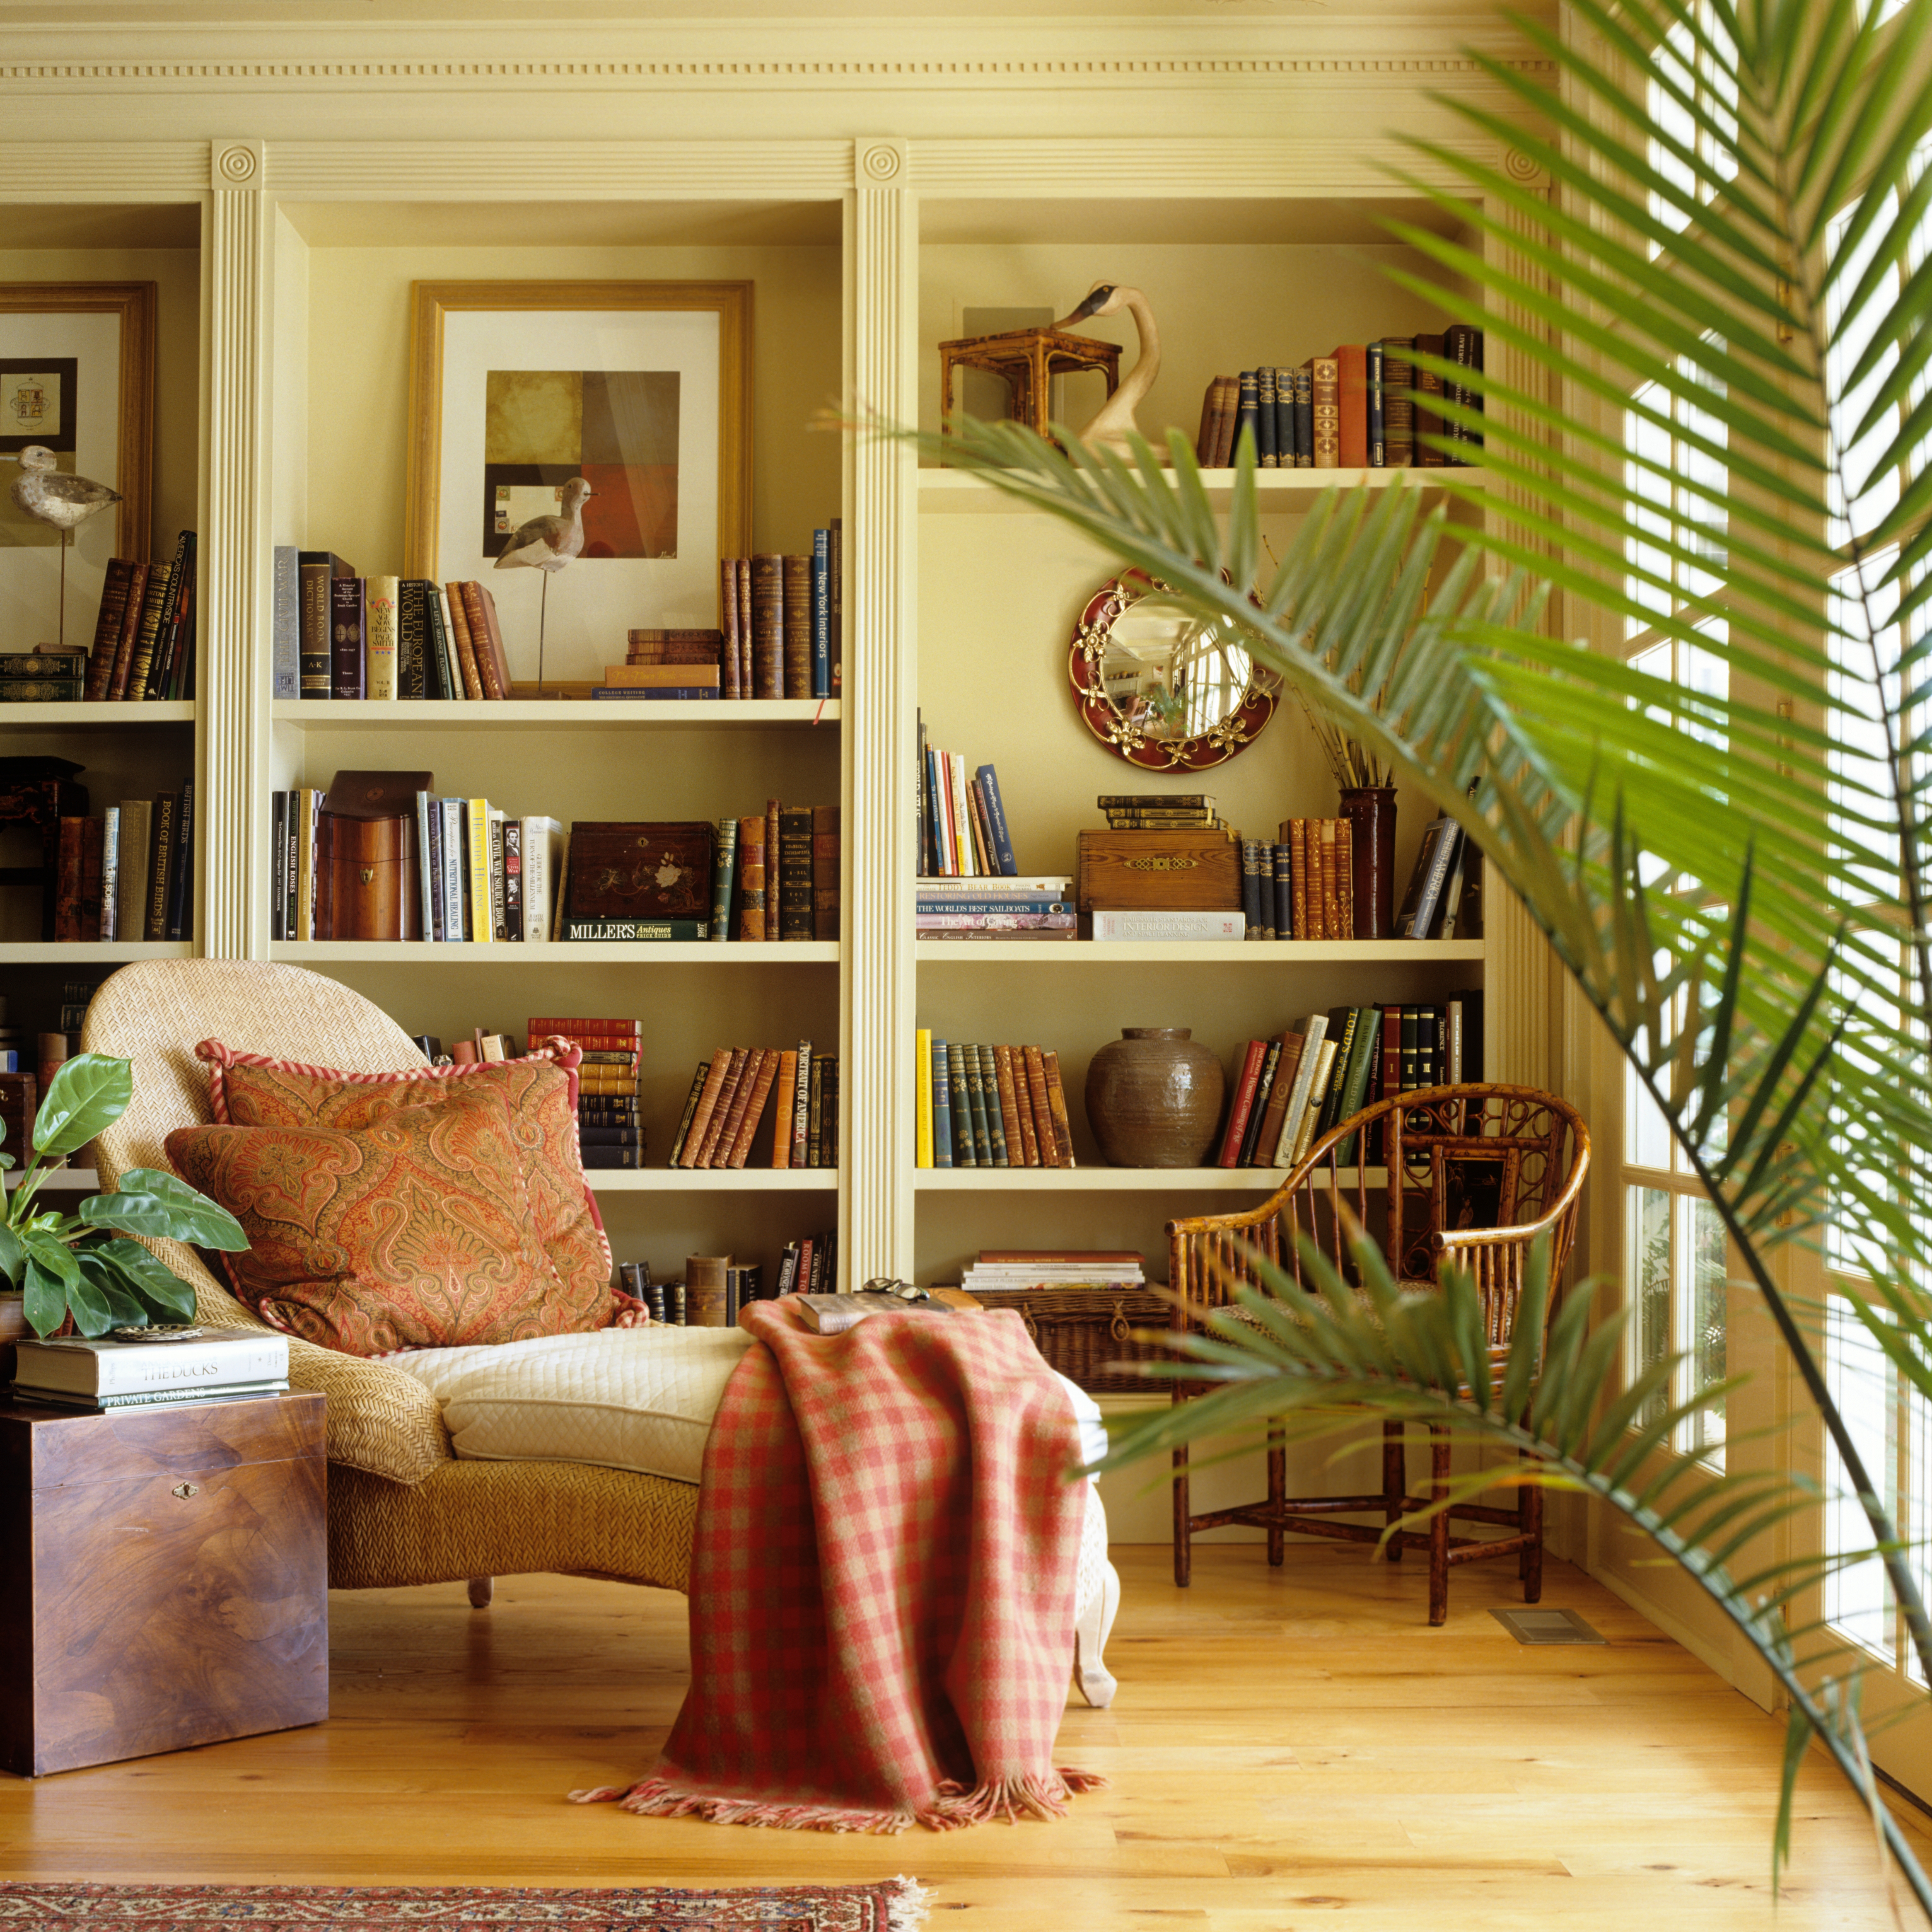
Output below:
[1241,839,1263,940]
[750,554,784,699]
[915,1029,934,1167]
[781,552,812,700]
[501,816,522,942]
[123,556,175,704]
[425,584,456,700]
[975,765,1019,875]
[464,799,492,943]
[1217,1040,1267,1167]
[1233,368,1259,464]
[710,816,738,942]
[736,812,766,941]
[86,557,136,701]
[930,1035,953,1169]
[95,809,116,942]
[962,1045,993,1166]
[807,1056,824,1165]
[947,1043,974,1165]
[719,556,742,700]
[560,919,708,941]
[1237,1040,1282,1166]
[330,577,365,701]
[704,1048,758,1168]
[364,575,399,700]
[811,805,840,943]
[729,1050,782,1167]
[1019,1045,1058,1168]
[1311,355,1340,468]
[53,817,83,942]
[165,781,194,940]
[1367,340,1386,467]
[397,578,427,699]
[1381,339,1415,467]
[1194,374,1219,463]
[811,527,831,699]
[665,1060,711,1165]
[1413,334,1446,466]
[444,581,484,698]
[778,806,814,941]
[790,1043,813,1167]
[1040,1049,1078,1166]
[416,792,440,941]
[679,1053,734,1168]
[1256,363,1279,467]
[995,1042,1036,1166]
[1335,344,1368,469]
[828,516,843,696]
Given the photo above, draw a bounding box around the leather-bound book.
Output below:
[1040,1049,1078,1165]
[763,798,780,940]
[329,576,366,701]
[710,1047,770,1168]
[718,558,741,699]
[1381,338,1415,467]
[692,1049,749,1167]
[727,1049,782,1168]
[1332,345,1368,468]
[777,806,814,941]
[992,1044,1031,1166]
[457,581,512,699]
[811,803,840,942]
[85,559,138,702]
[297,552,354,699]
[77,816,105,941]
[677,1053,734,1168]
[53,818,85,942]
[737,550,755,696]
[1311,355,1341,468]
[564,821,714,923]
[103,560,149,701]
[146,530,195,700]
[735,812,766,941]
[1412,333,1446,466]
[0,1073,35,1172]
[1193,375,1219,462]
[750,554,785,699]
[1022,1045,1059,1168]
[442,581,484,699]
[1208,374,1239,467]
[122,556,176,705]
[1445,324,1483,461]
[782,553,811,699]
[1293,363,1314,467]
[766,1049,797,1168]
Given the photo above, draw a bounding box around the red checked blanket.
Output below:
[570,1297,1104,1833]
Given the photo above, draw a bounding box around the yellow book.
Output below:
[365,575,399,701]
[915,1028,934,1168]
[466,798,494,943]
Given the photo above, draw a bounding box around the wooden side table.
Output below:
[0,1391,327,1777]
[937,326,1121,438]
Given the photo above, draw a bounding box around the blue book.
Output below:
[0,1051,15,1073]
[271,546,298,699]
[931,1037,953,1168]
[589,686,720,700]
[927,747,950,873]
[811,528,831,699]
[974,764,1019,876]
[1367,341,1386,467]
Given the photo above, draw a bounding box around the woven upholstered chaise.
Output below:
[82,960,1120,1705]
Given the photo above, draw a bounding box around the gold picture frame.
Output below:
[404,281,752,687]
[0,280,155,563]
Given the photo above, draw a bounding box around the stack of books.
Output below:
[77,532,198,702]
[775,1227,838,1296]
[529,1016,642,1169]
[594,629,724,701]
[11,1327,290,1413]
[1099,793,1227,831]
[1192,330,1483,471]
[0,648,85,704]
[1217,995,1486,1172]
[958,1250,1145,1292]
[913,1035,1078,1168]
[917,874,1074,940]
[1252,820,1355,942]
[667,1042,838,1170]
[49,791,195,942]
[272,554,515,701]
[1396,812,1476,940]
[718,525,840,700]
[916,716,1019,879]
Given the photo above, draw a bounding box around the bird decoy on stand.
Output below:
[493,474,594,694]
[2,445,123,650]
[1053,283,1161,455]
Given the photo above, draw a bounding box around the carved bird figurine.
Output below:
[494,474,594,574]
[1054,283,1161,455]
[3,444,121,531]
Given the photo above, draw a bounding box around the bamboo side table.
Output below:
[937,326,1121,437]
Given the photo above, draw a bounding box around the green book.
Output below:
[1313,1004,1361,1141]
[964,1043,994,1167]
[948,1042,976,1166]
[562,919,708,941]
[978,1043,1009,1165]
[1330,1007,1384,1166]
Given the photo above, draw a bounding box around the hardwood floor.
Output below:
[2,1544,1925,1927]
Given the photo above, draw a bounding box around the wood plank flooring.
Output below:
[2,1544,1925,1928]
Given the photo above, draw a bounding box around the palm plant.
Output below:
[898,0,1932,1907]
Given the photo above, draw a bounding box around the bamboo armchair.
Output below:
[1166,1084,1588,1625]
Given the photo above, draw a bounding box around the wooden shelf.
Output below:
[272,941,840,964]
[915,1165,1384,1192]
[916,938,1486,964]
[586,1168,837,1192]
[0,702,195,729]
[918,467,1490,514]
[272,699,839,730]
[0,942,193,963]
[3,1168,96,1191]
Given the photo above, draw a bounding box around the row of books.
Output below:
[775,1229,838,1298]
[667,1043,839,1169]
[915,874,1075,938]
[715,530,840,701]
[1192,331,1485,471]
[913,1035,1079,1169]
[1217,995,1485,1172]
[58,534,199,704]
[11,1328,289,1414]
[710,805,839,944]
[528,1017,645,1170]
[1397,811,1478,941]
[46,792,195,942]
[272,553,517,700]
[1244,821,1356,942]
[1100,792,1227,831]
[915,716,1019,878]
[958,1249,1146,1292]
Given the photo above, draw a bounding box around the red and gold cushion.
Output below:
[166,1084,616,1357]
[193,1036,611,1306]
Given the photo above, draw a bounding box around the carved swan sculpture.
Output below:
[1055,283,1161,455]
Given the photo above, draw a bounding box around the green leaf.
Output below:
[31,1054,133,1160]
[20,1256,67,1339]
[82,1169,248,1251]
[72,1248,149,1328]
[0,1219,22,1289]
[84,1238,198,1324]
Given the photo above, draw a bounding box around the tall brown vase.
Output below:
[1084,1028,1227,1168]
[1339,785,1397,939]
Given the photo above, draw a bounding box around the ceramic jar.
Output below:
[1084,1027,1227,1168]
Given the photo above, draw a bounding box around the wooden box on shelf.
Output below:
[1076,829,1241,912]
[0,1391,328,1777]
[968,1286,1177,1394]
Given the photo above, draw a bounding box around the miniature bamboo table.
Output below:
[937,326,1121,436]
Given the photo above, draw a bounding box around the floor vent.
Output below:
[1490,1607,1606,1645]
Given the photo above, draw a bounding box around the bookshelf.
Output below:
[0,105,1556,1306]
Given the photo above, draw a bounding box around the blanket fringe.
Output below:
[568,1770,1106,1835]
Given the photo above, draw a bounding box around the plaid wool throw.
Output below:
[570,1297,1104,1833]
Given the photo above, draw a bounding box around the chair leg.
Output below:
[1428,1428,1450,1627]
[1521,1455,1544,1603]
[1173,1443,1192,1589]
[1074,1561,1121,1709]
[1266,1420,1286,1568]
[1383,1421,1406,1563]
[468,1576,494,1609]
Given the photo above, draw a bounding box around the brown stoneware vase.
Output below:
[1084,1027,1227,1168]
[1339,784,1397,939]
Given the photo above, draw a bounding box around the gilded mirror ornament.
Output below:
[1068,570,1278,771]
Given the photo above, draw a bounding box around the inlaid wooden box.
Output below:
[0,1392,328,1777]
[1076,829,1241,912]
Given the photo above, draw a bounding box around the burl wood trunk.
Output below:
[0,1393,328,1777]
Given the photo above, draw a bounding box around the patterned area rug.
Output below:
[0,1878,927,1929]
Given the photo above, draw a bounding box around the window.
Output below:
[1649,0,1739,244]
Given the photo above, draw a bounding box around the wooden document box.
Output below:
[0,1393,328,1777]
[1076,829,1241,912]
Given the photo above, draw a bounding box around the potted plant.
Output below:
[0,1053,246,1342]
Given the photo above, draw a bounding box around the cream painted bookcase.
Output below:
[0,114,1558,1376]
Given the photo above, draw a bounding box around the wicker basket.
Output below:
[969,1287,1179,1394]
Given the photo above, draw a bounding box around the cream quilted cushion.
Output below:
[384,1326,754,1485]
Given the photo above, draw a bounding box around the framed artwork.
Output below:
[405,281,752,690]
[0,282,155,641]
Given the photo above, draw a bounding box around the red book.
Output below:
[1332,345,1369,468]
[1215,1039,1269,1168]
